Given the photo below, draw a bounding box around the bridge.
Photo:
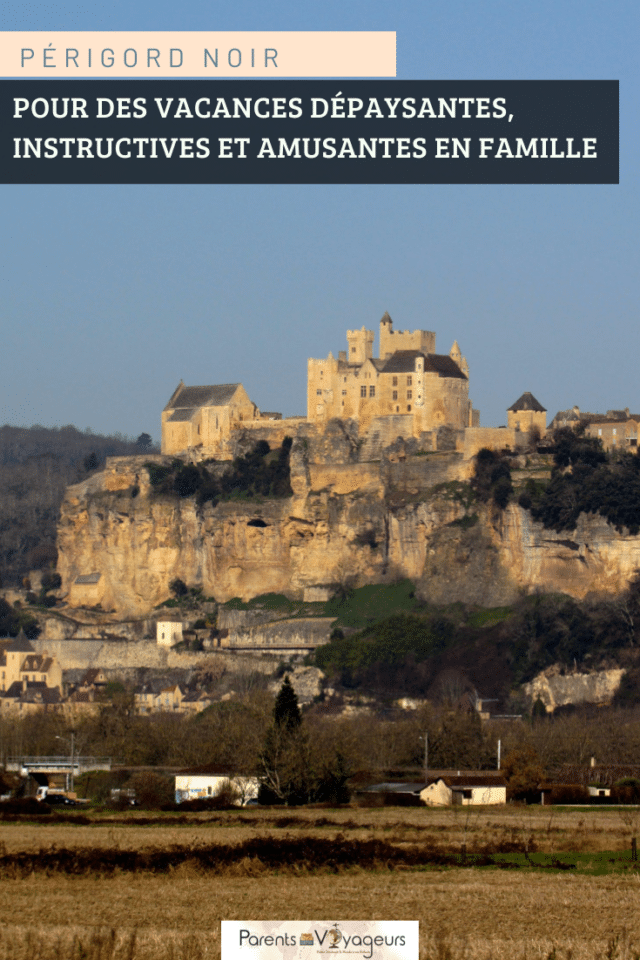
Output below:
[6,756,112,777]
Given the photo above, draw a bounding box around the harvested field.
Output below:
[1,806,640,958]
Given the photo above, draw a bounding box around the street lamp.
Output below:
[56,732,75,793]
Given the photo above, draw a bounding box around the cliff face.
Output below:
[56,435,640,618]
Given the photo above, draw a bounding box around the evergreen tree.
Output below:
[259,677,309,805]
[274,675,301,731]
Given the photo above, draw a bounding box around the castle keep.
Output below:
[307,312,478,436]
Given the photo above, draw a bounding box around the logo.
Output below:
[328,924,342,950]
[300,933,314,946]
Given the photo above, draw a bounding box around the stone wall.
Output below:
[31,636,280,673]
[462,427,522,459]
[222,617,335,650]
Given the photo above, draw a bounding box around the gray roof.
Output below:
[364,781,426,794]
[74,572,101,585]
[424,355,467,379]
[6,629,34,653]
[164,383,241,411]
[508,392,546,413]
[381,350,423,373]
[166,409,196,422]
[381,351,466,379]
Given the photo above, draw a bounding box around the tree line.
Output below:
[0,424,158,586]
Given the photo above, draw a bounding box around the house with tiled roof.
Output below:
[548,406,640,452]
[420,773,506,807]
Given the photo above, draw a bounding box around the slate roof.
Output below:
[74,572,101,585]
[2,681,62,704]
[508,392,546,413]
[381,351,466,379]
[164,383,241,411]
[6,630,34,654]
[166,409,196,422]
[381,350,422,373]
[364,781,426,794]
[22,655,54,673]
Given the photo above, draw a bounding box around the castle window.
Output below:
[407,390,412,400]
[316,389,322,395]
[320,370,323,377]
[392,376,398,386]
[407,376,412,385]
[392,391,398,401]
[343,377,346,382]
[342,390,346,396]
[360,386,367,398]
[407,405,411,411]
[369,386,375,397]
[351,347,356,355]
[396,406,399,413]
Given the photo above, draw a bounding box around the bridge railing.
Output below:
[5,756,112,772]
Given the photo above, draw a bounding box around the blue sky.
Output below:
[1,0,636,442]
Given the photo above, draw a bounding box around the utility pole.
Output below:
[423,732,429,783]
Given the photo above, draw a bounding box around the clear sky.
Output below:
[1,0,636,443]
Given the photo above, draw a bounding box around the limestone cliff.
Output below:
[524,665,625,713]
[56,430,640,618]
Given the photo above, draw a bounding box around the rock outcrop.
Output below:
[56,429,640,618]
[524,665,625,713]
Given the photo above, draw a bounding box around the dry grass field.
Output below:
[2,805,640,959]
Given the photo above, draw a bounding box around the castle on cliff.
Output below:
[306,313,478,435]
[161,312,544,460]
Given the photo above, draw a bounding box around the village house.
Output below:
[548,406,640,452]
[156,619,184,647]
[174,773,259,806]
[0,631,62,691]
[133,681,213,716]
[420,773,507,807]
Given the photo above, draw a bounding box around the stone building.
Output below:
[307,313,478,436]
[162,381,262,457]
[584,414,640,452]
[507,392,547,437]
[0,630,63,712]
[548,405,640,452]
[0,630,62,694]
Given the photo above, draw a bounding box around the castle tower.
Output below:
[380,314,436,358]
[346,326,374,364]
